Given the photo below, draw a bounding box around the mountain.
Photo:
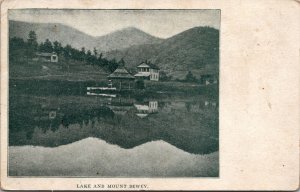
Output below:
[104,26,219,78]
[9,20,96,50]
[9,20,219,79]
[96,27,163,51]
[9,20,163,52]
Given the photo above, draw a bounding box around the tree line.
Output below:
[9,31,122,72]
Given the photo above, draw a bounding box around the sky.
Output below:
[9,9,220,38]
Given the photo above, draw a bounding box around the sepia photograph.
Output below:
[2,0,298,190]
[8,9,220,177]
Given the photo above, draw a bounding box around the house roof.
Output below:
[134,73,150,77]
[137,62,160,70]
[137,63,150,68]
[108,66,135,79]
[36,52,57,57]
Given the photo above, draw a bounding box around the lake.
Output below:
[8,79,219,177]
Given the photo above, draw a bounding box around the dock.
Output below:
[87,87,117,91]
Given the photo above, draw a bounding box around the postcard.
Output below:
[1,0,299,191]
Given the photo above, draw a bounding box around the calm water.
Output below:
[9,79,219,177]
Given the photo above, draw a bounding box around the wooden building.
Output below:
[34,52,58,63]
[107,66,135,90]
[134,62,160,81]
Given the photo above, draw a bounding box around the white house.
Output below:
[35,52,58,63]
[134,62,159,81]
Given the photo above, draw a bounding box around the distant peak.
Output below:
[117,26,143,33]
[103,26,163,40]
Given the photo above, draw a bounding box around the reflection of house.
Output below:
[34,52,58,63]
[134,101,158,118]
[107,65,135,90]
[108,105,134,115]
[204,100,218,107]
[134,62,159,81]
[107,96,135,115]
[200,72,218,85]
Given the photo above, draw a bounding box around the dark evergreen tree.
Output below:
[80,47,86,61]
[38,42,44,52]
[108,58,118,72]
[44,39,53,53]
[93,48,98,57]
[63,44,72,60]
[86,50,93,64]
[53,41,62,55]
[40,39,53,53]
[99,53,103,59]
[26,30,38,57]
[27,31,38,50]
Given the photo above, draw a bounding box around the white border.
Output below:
[1,0,299,190]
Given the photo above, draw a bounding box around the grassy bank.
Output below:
[10,58,109,81]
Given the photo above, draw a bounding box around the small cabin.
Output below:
[134,62,159,81]
[107,66,135,90]
[34,52,58,63]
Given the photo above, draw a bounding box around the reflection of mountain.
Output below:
[9,138,219,177]
[9,96,218,154]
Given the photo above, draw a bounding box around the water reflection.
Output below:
[134,101,158,118]
[9,138,219,177]
[9,93,218,155]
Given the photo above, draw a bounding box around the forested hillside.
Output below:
[105,27,219,72]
